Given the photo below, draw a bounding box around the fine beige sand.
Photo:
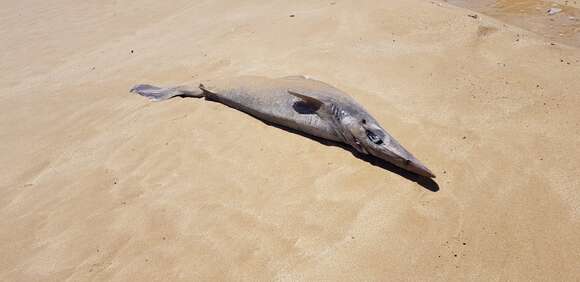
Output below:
[448,0,580,47]
[1,0,579,280]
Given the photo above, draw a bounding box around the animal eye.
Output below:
[362,119,367,124]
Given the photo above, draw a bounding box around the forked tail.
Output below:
[130,84,204,101]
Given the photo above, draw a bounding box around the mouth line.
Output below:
[350,135,368,154]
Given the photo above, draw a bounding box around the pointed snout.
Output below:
[406,159,436,178]
[366,140,436,178]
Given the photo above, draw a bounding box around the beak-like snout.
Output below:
[367,138,436,178]
[406,158,436,178]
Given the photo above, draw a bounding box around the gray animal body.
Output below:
[131,75,435,178]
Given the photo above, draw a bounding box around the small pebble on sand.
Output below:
[547,7,562,15]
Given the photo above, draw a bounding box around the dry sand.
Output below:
[1,0,579,280]
[448,0,580,47]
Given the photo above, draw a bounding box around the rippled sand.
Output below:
[1,0,579,280]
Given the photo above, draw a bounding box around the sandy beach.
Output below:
[1,0,579,280]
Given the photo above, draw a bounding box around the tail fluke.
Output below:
[130,84,204,101]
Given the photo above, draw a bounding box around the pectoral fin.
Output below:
[288,89,345,125]
[288,90,323,111]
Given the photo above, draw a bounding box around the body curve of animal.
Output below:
[131,75,435,178]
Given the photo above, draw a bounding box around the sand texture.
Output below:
[1,0,579,280]
[448,0,580,47]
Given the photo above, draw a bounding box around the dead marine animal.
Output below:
[131,75,435,178]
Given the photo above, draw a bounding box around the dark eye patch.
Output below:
[366,130,383,145]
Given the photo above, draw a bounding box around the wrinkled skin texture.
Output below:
[131,75,435,178]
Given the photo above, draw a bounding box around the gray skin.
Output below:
[130,75,435,178]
